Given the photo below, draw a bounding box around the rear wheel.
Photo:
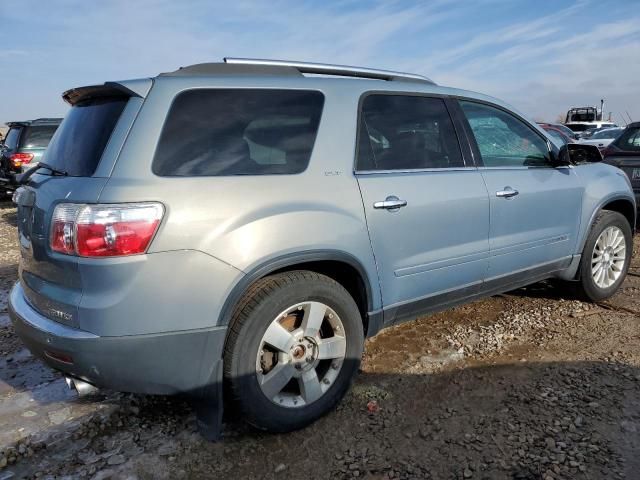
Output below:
[577,210,632,302]
[224,271,364,432]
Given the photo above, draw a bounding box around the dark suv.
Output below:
[0,118,62,193]
[603,122,640,216]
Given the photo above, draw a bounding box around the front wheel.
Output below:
[224,271,364,432]
[577,210,632,302]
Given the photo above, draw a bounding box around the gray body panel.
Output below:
[8,63,636,395]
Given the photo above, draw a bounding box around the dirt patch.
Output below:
[0,200,639,479]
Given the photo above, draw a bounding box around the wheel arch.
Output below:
[578,194,636,254]
[218,250,381,337]
[601,198,636,232]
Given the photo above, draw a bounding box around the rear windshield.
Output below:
[568,112,596,122]
[153,89,324,176]
[566,124,591,132]
[43,97,128,176]
[613,127,640,152]
[20,125,58,148]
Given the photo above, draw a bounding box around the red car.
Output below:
[537,123,577,145]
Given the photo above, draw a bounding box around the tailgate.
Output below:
[14,86,141,327]
[16,178,108,327]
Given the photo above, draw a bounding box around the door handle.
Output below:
[496,187,519,199]
[373,196,407,210]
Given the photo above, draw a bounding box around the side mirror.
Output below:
[554,143,602,166]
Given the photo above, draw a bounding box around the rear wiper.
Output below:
[15,162,68,184]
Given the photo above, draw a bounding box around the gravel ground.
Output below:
[0,199,639,480]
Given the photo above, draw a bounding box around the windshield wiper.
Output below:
[15,162,68,184]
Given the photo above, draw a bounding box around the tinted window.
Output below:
[614,127,640,151]
[4,127,21,149]
[153,89,324,176]
[356,95,463,171]
[566,124,591,132]
[568,110,596,122]
[20,125,58,148]
[44,97,128,176]
[460,101,549,167]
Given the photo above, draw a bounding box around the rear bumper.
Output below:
[9,282,226,395]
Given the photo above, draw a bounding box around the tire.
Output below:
[577,210,632,302]
[223,271,364,432]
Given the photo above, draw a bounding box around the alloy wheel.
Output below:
[591,226,626,289]
[256,301,347,408]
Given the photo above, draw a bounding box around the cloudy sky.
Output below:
[1,0,638,125]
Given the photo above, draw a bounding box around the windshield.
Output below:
[20,125,58,148]
[567,110,596,122]
[43,97,127,176]
[613,127,640,152]
[591,128,622,139]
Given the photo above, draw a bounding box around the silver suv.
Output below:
[9,58,636,439]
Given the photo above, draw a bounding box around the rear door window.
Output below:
[20,125,58,148]
[356,94,463,171]
[44,97,128,176]
[153,89,325,176]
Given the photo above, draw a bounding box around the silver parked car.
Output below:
[9,59,636,439]
[579,127,624,150]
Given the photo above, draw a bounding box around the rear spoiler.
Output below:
[62,79,152,106]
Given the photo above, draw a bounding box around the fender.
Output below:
[217,249,382,332]
[576,192,636,254]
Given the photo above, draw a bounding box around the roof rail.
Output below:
[223,57,435,84]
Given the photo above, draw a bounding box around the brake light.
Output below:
[50,203,163,257]
[10,153,34,167]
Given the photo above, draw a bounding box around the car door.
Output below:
[355,94,490,324]
[457,100,583,281]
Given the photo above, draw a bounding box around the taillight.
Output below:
[50,203,163,257]
[10,153,34,167]
[51,204,81,254]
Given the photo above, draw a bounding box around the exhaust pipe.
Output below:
[65,377,99,396]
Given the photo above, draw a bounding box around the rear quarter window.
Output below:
[3,127,21,149]
[152,89,325,176]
